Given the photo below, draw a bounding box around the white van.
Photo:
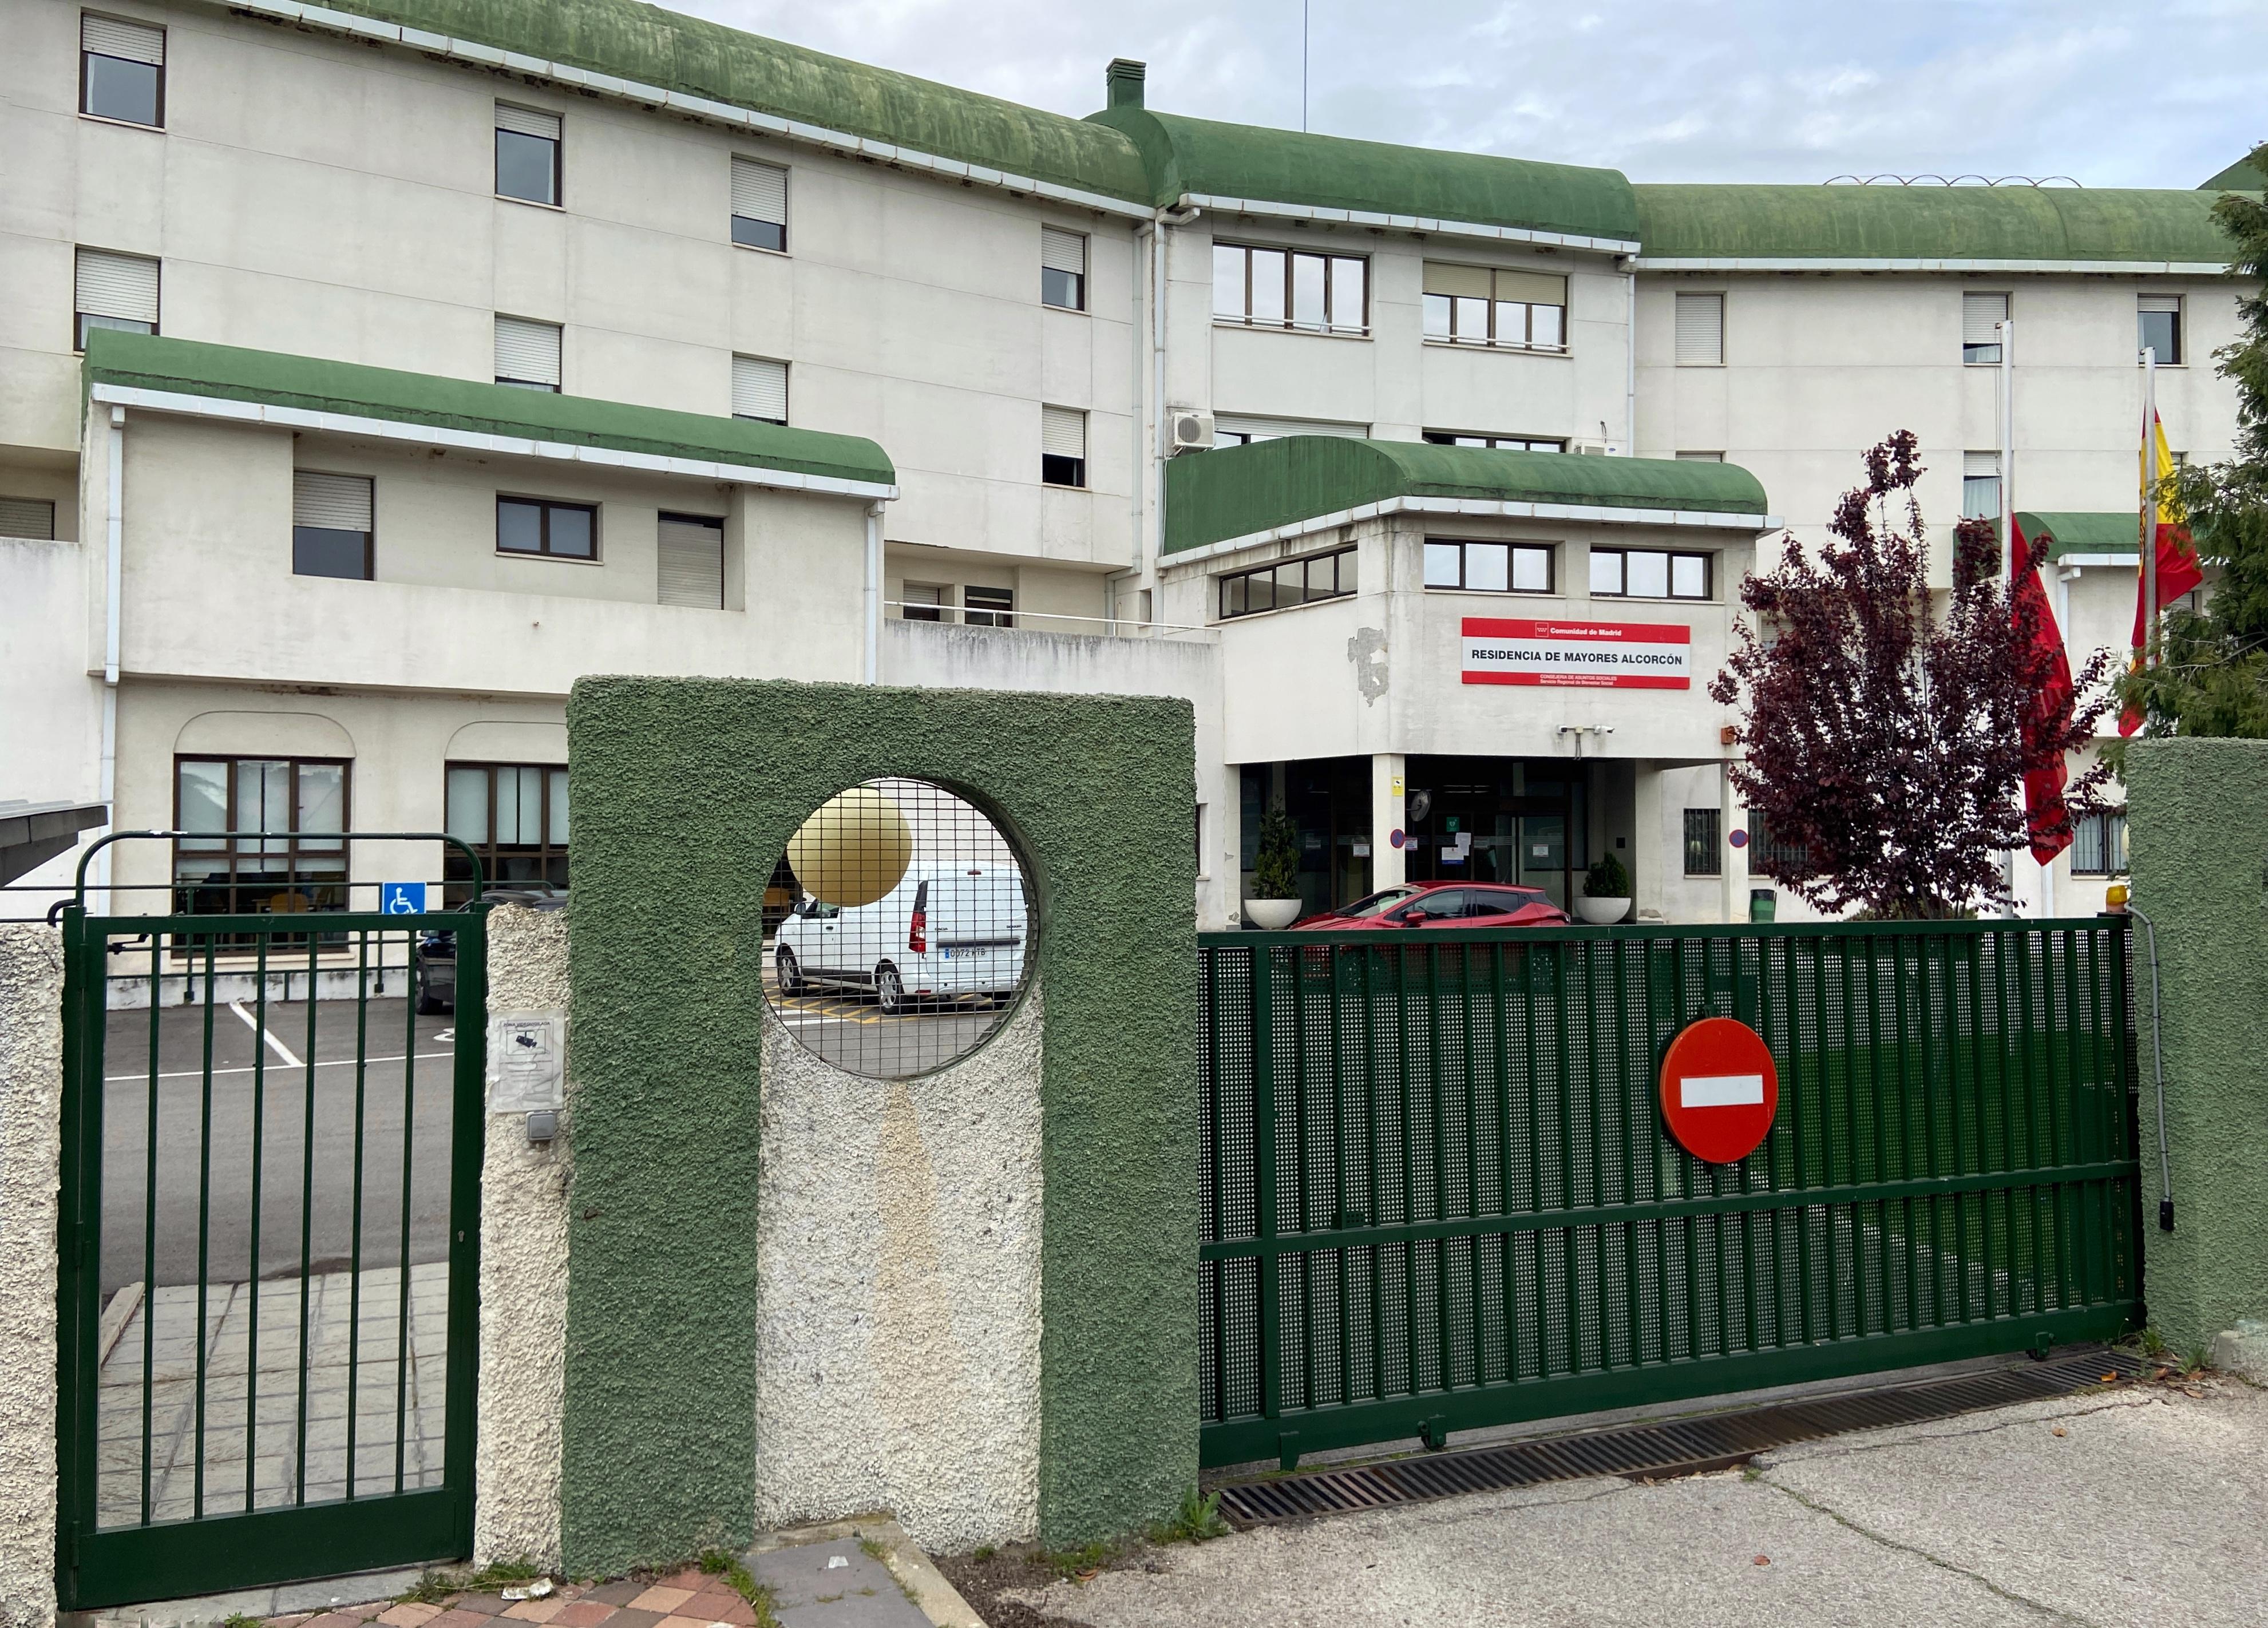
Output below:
[773,863,1027,1013]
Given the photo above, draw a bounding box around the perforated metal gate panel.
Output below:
[1196,923,2142,1468]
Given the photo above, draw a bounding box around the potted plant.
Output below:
[1577,853,1632,925]
[1245,802,1304,929]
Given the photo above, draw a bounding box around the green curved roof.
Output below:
[2013,512,2142,559]
[1089,106,1639,244]
[1634,184,2239,264]
[305,0,1151,203]
[83,330,895,489]
[2200,153,2268,191]
[1165,438,1768,554]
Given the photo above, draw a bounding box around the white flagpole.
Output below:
[2001,316,2022,918]
[2143,346,2160,658]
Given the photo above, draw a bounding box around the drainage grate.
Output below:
[1215,1347,2152,1525]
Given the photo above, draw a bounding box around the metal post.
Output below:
[862,501,882,684]
[2000,317,2021,919]
[2142,347,2160,662]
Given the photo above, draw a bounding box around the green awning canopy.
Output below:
[1165,437,1770,555]
[83,330,895,489]
[2009,512,2142,560]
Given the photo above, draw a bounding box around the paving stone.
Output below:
[577,1584,644,1610]
[747,1540,928,1627]
[626,1590,691,1615]
[500,1603,561,1623]
[549,1603,615,1627]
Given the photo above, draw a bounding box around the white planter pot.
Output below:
[1576,896,1631,925]
[1244,898,1303,930]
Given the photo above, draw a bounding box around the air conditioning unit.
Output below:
[1570,438,1620,457]
[1169,409,1216,453]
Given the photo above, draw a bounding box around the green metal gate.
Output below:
[57,839,489,1609]
[1197,920,2142,1469]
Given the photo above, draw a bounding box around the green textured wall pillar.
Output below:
[557,678,1198,1574]
[2124,738,2268,1356]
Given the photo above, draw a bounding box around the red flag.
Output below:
[2011,518,2075,864]
[2118,409,2203,735]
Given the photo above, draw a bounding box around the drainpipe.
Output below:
[98,404,124,912]
[862,500,884,684]
[1153,201,1201,573]
[1132,219,1151,579]
[1623,260,1637,455]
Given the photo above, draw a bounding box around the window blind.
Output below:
[494,315,561,386]
[1213,413,1369,442]
[83,13,163,64]
[656,515,724,609]
[1493,270,1566,306]
[1042,405,1086,460]
[1962,291,2009,345]
[76,247,158,323]
[1422,262,1491,299]
[1042,226,1086,275]
[293,472,373,531]
[0,497,56,540]
[732,157,787,223]
[1964,451,2001,478]
[495,102,560,141]
[1675,451,1725,462]
[732,355,787,422]
[2138,294,2181,315]
[1674,292,1723,365]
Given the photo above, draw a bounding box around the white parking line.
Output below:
[228,999,303,1070]
[106,1051,453,1084]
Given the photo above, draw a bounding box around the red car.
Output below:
[1293,881,1570,930]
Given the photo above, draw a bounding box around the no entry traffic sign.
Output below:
[1659,1016,1779,1164]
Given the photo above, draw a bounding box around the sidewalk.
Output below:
[1003,1373,2267,1628]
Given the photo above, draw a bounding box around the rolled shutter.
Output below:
[731,157,787,224]
[495,102,560,141]
[1042,405,1085,460]
[294,472,373,531]
[1674,292,1723,365]
[1492,270,1565,306]
[1042,226,1086,275]
[76,248,159,323]
[83,14,164,64]
[0,497,56,540]
[2138,294,2181,315]
[494,315,561,386]
[656,516,724,609]
[1422,262,1491,299]
[1964,451,2000,478]
[732,355,787,422]
[1962,291,2009,345]
[1213,413,1368,441]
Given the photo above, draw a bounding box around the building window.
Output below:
[2139,294,2182,366]
[1217,546,1357,619]
[1675,451,1724,462]
[173,756,349,920]
[1042,405,1087,486]
[1963,291,2008,365]
[495,315,562,391]
[81,13,164,126]
[1748,812,1813,881]
[0,497,57,540]
[1683,807,1721,876]
[657,512,724,608]
[900,583,946,621]
[497,497,596,560]
[1042,225,1087,311]
[1214,414,1369,446]
[732,354,787,423]
[1421,263,1568,350]
[292,472,373,580]
[964,585,1015,627]
[1213,243,1368,335]
[1424,431,1566,451]
[1423,538,1552,593]
[496,104,561,205]
[2071,809,2128,876]
[1962,451,2001,520]
[1674,291,1724,366]
[445,762,568,901]
[1592,546,1710,600]
[731,157,787,251]
[74,247,158,350]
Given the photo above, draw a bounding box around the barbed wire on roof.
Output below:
[1821,173,2083,188]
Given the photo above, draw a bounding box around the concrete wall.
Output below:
[0,533,101,900]
[753,989,1043,1551]
[2124,738,2268,1357]
[0,926,64,1628]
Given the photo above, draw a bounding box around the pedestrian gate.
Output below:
[1197,921,2142,1468]
[57,865,488,1609]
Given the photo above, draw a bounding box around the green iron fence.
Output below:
[57,835,489,1610]
[1197,920,2142,1469]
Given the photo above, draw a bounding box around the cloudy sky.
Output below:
[673,0,2259,189]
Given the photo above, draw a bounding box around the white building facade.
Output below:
[1,0,2248,931]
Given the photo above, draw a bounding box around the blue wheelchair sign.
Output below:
[381,882,428,915]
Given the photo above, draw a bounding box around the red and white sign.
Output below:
[1461,617,1692,689]
[1659,1016,1779,1164]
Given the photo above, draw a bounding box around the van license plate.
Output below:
[943,947,987,960]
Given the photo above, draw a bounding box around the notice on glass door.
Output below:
[1460,617,1691,688]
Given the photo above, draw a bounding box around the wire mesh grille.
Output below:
[762,778,1032,1079]
[1197,924,2142,1464]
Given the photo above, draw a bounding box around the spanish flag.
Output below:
[2116,409,2203,736]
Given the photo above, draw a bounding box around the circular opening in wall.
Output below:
[761,777,1033,1079]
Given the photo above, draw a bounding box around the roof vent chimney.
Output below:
[1106,58,1146,111]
